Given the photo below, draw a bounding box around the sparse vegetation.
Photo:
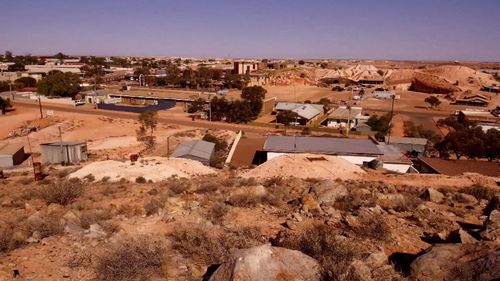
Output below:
[95,236,167,281]
[135,176,147,184]
[39,180,84,205]
[460,184,496,201]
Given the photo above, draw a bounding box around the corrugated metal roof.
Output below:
[328,107,362,119]
[264,136,382,156]
[40,141,86,146]
[385,137,428,146]
[172,140,215,160]
[275,103,323,120]
[0,143,24,156]
[377,144,412,164]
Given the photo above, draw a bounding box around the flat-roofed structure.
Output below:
[275,103,324,125]
[385,137,428,156]
[377,143,413,173]
[90,89,214,105]
[0,143,25,167]
[417,157,500,177]
[263,135,382,166]
[171,140,215,166]
[325,106,362,129]
[40,141,88,164]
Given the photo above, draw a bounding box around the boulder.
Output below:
[310,180,348,205]
[454,193,478,205]
[420,188,444,203]
[482,209,500,242]
[209,244,321,281]
[410,242,500,281]
[300,194,322,215]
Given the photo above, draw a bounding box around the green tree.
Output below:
[276,110,299,126]
[298,60,305,65]
[7,63,25,71]
[424,96,441,108]
[403,121,441,144]
[367,114,392,140]
[202,133,227,152]
[14,77,37,88]
[224,74,249,89]
[225,100,253,123]
[0,97,12,115]
[136,110,158,148]
[5,51,13,60]
[37,72,81,97]
[209,96,230,121]
[187,98,206,113]
[241,85,267,118]
[54,52,67,60]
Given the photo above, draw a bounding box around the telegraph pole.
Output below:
[38,93,43,119]
[387,94,396,144]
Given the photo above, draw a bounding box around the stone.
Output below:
[482,209,500,242]
[410,242,500,281]
[310,180,348,206]
[350,259,373,281]
[284,220,298,230]
[454,193,478,205]
[420,188,444,204]
[84,224,106,239]
[208,244,321,281]
[365,251,387,268]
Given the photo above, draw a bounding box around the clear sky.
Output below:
[1,0,499,61]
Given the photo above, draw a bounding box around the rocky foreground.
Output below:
[0,169,498,281]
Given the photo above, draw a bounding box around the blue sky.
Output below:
[1,0,499,61]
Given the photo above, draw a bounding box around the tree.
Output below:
[37,72,81,97]
[14,77,37,88]
[367,114,392,140]
[318,98,331,112]
[0,97,12,115]
[202,133,227,152]
[298,60,305,65]
[136,110,158,148]
[225,100,253,123]
[5,50,13,60]
[424,96,441,108]
[403,121,441,144]
[54,52,67,60]
[187,98,205,113]
[7,63,25,71]
[241,85,267,118]
[209,96,230,121]
[276,110,299,126]
[224,74,249,89]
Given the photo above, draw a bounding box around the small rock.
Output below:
[420,188,444,203]
[482,210,500,242]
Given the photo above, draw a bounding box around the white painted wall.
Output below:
[383,163,411,174]
[338,155,376,166]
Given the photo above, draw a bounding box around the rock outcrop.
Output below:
[208,244,321,281]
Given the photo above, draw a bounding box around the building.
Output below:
[325,106,362,129]
[385,137,428,156]
[275,103,324,125]
[40,141,88,164]
[371,91,400,100]
[456,110,498,123]
[233,61,259,75]
[262,136,383,165]
[377,143,414,173]
[171,140,215,166]
[416,157,500,177]
[0,143,25,168]
[454,93,490,107]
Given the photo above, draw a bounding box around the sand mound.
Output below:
[69,157,216,182]
[242,154,364,180]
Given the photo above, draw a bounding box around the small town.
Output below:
[0,1,499,281]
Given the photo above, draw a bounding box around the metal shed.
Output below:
[40,141,88,164]
[0,143,25,167]
[171,140,215,166]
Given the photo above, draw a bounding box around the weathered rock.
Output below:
[448,229,477,244]
[482,209,500,242]
[410,242,500,281]
[84,224,106,239]
[420,188,444,203]
[350,259,373,281]
[310,180,347,205]
[365,251,387,268]
[454,193,478,205]
[209,244,321,281]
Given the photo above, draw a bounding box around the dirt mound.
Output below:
[242,154,364,180]
[314,64,383,82]
[69,157,216,182]
[423,65,496,88]
[410,72,461,94]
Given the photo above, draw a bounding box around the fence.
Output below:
[97,101,176,113]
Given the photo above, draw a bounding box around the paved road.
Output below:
[12,99,277,134]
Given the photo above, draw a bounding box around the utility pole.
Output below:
[387,94,396,144]
[38,93,43,119]
[58,126,64,164]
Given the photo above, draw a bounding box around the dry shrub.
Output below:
[95,236,167,281]
[0,226,26,253]
[227,193,261,207]
[207,202,229,225]
[274,224,360,281]
[39,179,84,206]
[237,177,258,187]
[100,220,121,235]
[135,176,146,184]
[17,177,33,185]
[169,225,261,265]
[353,215,392,242]
[196,182,219,194]
[24,214,64,238]
[56,169,71,178]
[84,174,95,182]
[460,184,496,201]
[334,190,376,212]
[164,177,191,195]
[263,176,285,188]
[145,198,163,216]
[79,209,113,229]
[117,204,143,217]
[220,177,236,187]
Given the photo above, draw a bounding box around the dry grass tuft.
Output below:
[39,179,84,205]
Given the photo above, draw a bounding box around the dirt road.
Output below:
[11,100,277,134]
